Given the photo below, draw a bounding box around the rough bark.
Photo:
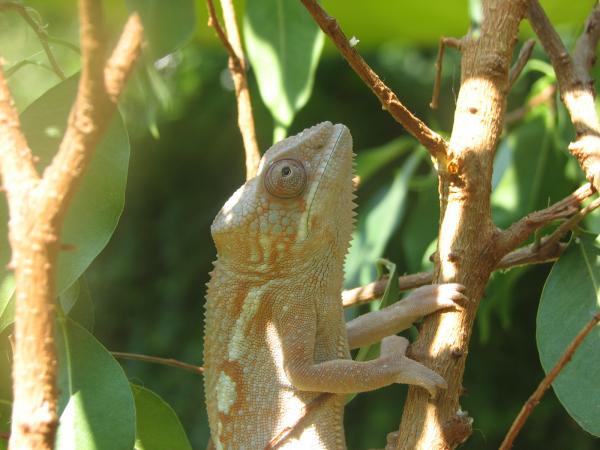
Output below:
[394,2,526,448]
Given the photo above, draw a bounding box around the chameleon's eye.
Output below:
[264,159,307,199]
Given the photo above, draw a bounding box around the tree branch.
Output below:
[206,0,261,180]
[431,37,462,109]
[0,67,39,196]
[499,311,600,449]
[4,2,143,448]
[508,39,535,89]
[393,1,527,448]
[112,351,204,375]
[496,183,594,255]
[527,0,600,192]
[342,238,566,308]
[300,0,448,159]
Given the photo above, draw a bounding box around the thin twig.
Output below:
[505,82,556,125]
[499,311,600,449]
[206,0,261,180]
[342,238,564,308]
[0,2,66,80]
[430,37,462,109]
[112,351,204,375]
[508,39,535,89]
[540,195,600,251]
[300,0,448,159]
[496,183,594,255]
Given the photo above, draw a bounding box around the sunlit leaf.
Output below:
[537,234,600,436]
[132,384,192,450]
[55,317,135,449]
[0,75,129,331]
[244,0,324,140]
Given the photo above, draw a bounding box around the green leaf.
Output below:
[132,384,192,450]
[356,137,413,183]
[0,328,12,449]
[126,0,195,58]
[345,151,422,287]
[354,258,399,362]
[60,277,95,332]
[244,0,324,140]
[0,399,9,450]
[0,75,129,331]
[0,275,15,334]
[55,316,136,450]
[537,234,600,437]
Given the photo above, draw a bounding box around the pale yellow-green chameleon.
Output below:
[204,122,466,449]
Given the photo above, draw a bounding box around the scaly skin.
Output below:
[204,122,466,450]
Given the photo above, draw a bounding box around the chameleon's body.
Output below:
[204,123,465,449]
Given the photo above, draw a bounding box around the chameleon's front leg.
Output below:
[279,300,452,397]
[346,283,467,349]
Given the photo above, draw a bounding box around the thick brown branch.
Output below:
[300,0,448,159]
[508,39,535,89]
[499,311,600,449]
[0,2,66,80]
[527,0,600,191]
[112,351,204,375]
[207,0,261,180]
[431,37,462,109]
[496,183,594,255]
[394,1,526,448]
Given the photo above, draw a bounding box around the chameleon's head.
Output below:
[211,122,355,271]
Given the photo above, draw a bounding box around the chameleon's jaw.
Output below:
[300,123,352,240]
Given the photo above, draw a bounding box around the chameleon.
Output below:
[203,122,466,450]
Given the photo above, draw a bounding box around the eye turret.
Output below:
[264,159,307,199]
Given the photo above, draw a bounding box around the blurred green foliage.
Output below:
[0,1,599,449]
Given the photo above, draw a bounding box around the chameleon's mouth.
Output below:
[300,124,349,240]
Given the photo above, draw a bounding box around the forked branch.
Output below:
[2,2,143,449]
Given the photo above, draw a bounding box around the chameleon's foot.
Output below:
[403,283,468,315]
[381,335,447,398]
